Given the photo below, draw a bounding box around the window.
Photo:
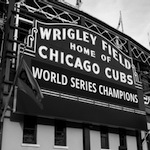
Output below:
[101,127,109,149]
[23,116,37,144]
[55,120,66,146]
[119,129,127,150]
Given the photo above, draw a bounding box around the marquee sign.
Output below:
[16,20,146,130]
[28,21,141,108]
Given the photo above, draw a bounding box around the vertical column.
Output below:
[83,125,90,150]
[136,130,142,150]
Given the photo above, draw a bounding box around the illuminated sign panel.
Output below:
[32,21,140,108]
[16,20,146,130]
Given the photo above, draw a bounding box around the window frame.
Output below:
[54,120,66,146]
[119,129,127,150]
[100,127,109,149]
[23,116,37,144]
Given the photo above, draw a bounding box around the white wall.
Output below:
[109,133,119,150]
[90,130,101,150]
[67,127,83,150]
[1,118,23,150]
[126,135,137,150]
[1,117,141,150]
[1,118,55,150]
[37,124,54,150]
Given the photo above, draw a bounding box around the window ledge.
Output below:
[21,143,40,148]
[54,145,69,149]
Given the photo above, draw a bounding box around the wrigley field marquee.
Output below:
[15,19,146,129]
[23,21,141,109]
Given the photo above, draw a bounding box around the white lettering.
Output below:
[53,28,61,40]
[70,42,96,58]
[38,46,48,59]
[99,85,138,103]
[105,67,133,85]
[32,66,68,85]
[38,47,100,75]
[70,77,97,93]
[102,40,132,70]
[40,27,51,40]
[39,27,97,45]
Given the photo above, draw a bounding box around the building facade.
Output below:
[0,0,150,150]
